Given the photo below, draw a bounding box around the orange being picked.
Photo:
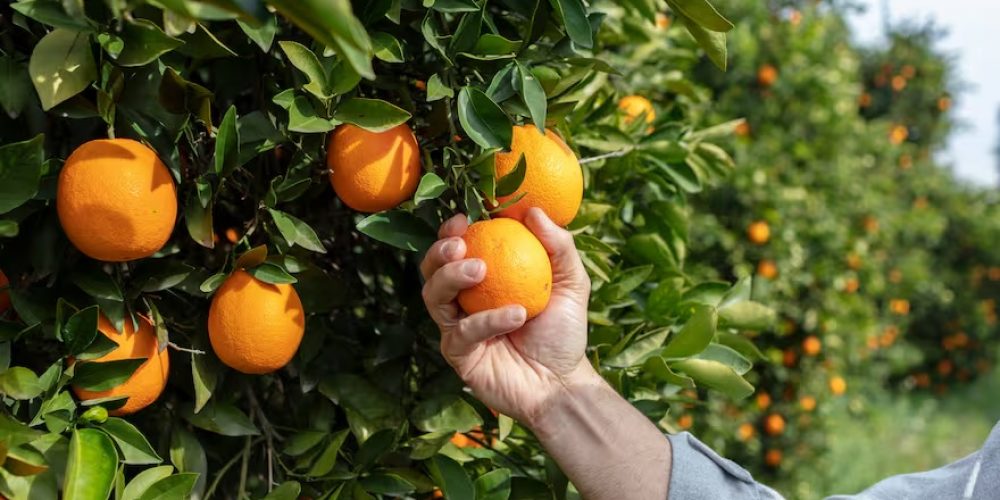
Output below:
[747,221,770,245]
[57,139,177,262]
[327,123,421,213]
[72,314,170,416]
[457,218,552,320]
[208,270,305,374]
[493,125,583,227]
[618,95,656,126]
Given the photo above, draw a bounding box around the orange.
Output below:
[493,125,583,227]
[914,372,930,388]
[747,221,770,245]
[937,96,951,112]
[413,79,427,91]
[655,13,670,29]
[57,139,177,262]
[208,270,305,374]
[788,9,802,26]
[72,314,170,416]
[889,299,910,315]
[802,336,822,356]
[765,449,783,467]
[458,218,552,320]
[757,260,778,280]
[889,125,908,145]
[737,422,755,441]
[858,92,872,108]
[757,65,778,87]
[901,65,916,79]
[0,270,9,313]
[450,432,482,449]
[843,277,859,293]
[937,359,953,376]
[764,414,785,436]
[891,75,907,92]
[618,95,656,125]
[735,120,751,137]
[677,414,693,430]
[846,253,861,270]
[756,392,772,410]
[862,215,879,234]
[799,396,816,412]
[224,228,240,244]
[327,123,421,213]
[782,349,797,367]
[829,376,847,395]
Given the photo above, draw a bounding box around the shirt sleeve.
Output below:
[668,428,996,500]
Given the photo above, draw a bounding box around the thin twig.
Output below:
[205,437,263,499]
[579,147,636,164]
[167,342,205,355]
[245,383,281,492]
[237,419,253,500]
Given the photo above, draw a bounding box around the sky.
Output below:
[847,0,1000,187]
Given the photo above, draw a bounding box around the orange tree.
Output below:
[0,0,774,498]
[672,2,1000,496]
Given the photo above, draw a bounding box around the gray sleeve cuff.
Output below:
[667,432,784,500]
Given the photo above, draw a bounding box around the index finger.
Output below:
[439,213,469,238]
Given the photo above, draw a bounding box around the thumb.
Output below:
[523,208,590,292]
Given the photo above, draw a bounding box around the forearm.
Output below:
[528,363,672,500]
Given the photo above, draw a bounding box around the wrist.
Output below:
[525,361,607,438]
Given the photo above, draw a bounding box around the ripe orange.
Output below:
[757,260,778,280]
[756,392,772,410]
[747,221,770,245]
[802,336,822,356]
[937,96,951,112]
[0,270,9,313]
[764,414,785,436]
[618,95,656,125]
[413,79,427,91]
[937,359,954,376]
[737,422,755,442]
[224,228,240,244]
[900,64,916,79]
[327,123,421,213]
[208,270,305,374]
[757,65,778,87]
[677,414,693,430]
[493,125,583,227]
[57,139,177,262]
[450,432,482,449]
[829,376,847,395]
[458,218,552,320]
[843,277,859,293]
[800,396,817,412]
[655,13,670,29]
[889,125,908,145]
[889,299,910,315]
[765,449,783,467]
[782,349,797,367]
[735,121,751,137]
[72,314,170,416]
[891,75,907,92]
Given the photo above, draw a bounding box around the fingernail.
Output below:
[509,307,526,324]
[462,260,483,277]
[441,240,457,258]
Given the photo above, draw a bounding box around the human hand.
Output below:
[420,207,595,427]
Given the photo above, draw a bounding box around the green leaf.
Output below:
[0,366,43,400]
[185,185,215,249]
[307,429,349,476]
[134,262,194,293]
[184,402,260,436]
[286,96,338,133]
[666,0,734,32]
[514,60,547,131]
[427,455,474,500]
[677,12,727,70]
[718,301,775,330]
[215,105,240,177]
[0,134,44,214]
[414,173,448,205]
[238,15,277,52]
[356,211,436,252]
[457,87,513,150]
[191,348,219,414]
[0,56,33,117]
[279,41,330,99]
[426,74,454,102]
[599,265,653,301]
[122,465,174,500]
[475,468,512,500]
[495,153,527,197]
[333,98,411,133]
[604,327,670,368]
[0,220,18,237]
[199,273,227,293]
[360,473,416,495]
[411,395,483,433]
[372,32,405,63]
[662,305,717,358]
[63,305,100,356]
[716,331,766,362]
[136,473,199,500]
[11,0,93,31]
[72,358,145,391]
[116,19,184,66]
[642,355,695,388]
[695,344,752,375]
[267,0,374,79]
[283,430,327,457]
[268,209,326,253]
[671,359,753,399]
[29,28,96,108]
[63,428,117,500]
[263,481,302,500]
[554,0,593,48]
[100,417,162,465]
[71,268,124,301]
[169,427,207,497]
[250,262,298,284]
